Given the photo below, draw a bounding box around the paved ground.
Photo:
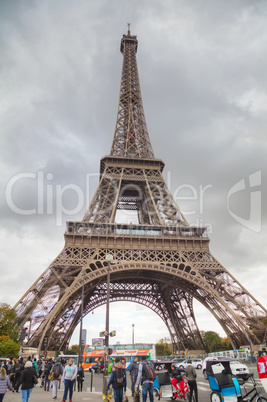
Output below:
[3,372,106,402]
[3,364,267,402]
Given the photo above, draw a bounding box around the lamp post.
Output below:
[104,254,113,376]
[132,324,135,345]
[78,269,85,365]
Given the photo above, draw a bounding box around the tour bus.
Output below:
[208,349,250,361]
[82,343,156,370]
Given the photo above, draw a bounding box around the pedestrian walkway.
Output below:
[3,372,132,402]
[3,386,102,402]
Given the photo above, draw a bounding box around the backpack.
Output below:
[114,367,125,388]
[15,364,21,374]
[44,363,50,375]
[144,362,156,381]
[53,363,61,378]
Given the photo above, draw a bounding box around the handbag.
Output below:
[33,375,38,385]
[48,372,54,381]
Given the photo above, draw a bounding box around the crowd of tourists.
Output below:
[0,355,84,402]
[106,356,198,402]
[0,353,199,402]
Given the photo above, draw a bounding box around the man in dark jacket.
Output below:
[51,357,63,399]
[185,361,198,402]
[129,357,139,396]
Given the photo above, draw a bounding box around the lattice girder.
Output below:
[83,163,188,226]
[15,244,267,352]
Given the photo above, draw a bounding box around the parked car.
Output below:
[202,356,249,379]
[171,358,185,364]
[176,358,203,369]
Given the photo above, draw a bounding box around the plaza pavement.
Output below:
[3,372,118,402]
[3,364,266,402]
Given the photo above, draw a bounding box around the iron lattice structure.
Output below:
[15,30,267,353]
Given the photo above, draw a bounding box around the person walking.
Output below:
[51,357,63,400]
[12,358,22,392]
[17,360,37,402]
[32,359,38,373]
[6,359,12,376]
[185,360,198,402]
[0,367,13,401]
[43,359,53,392]
[129,357,139,396]
[14,358,24,393]
[9,358,16,388]
[62,358,77,402]
[137,356,155,402]
[107,357,127,402]
[0,363,7,374]
[39,359,46,388]
[76,363,84,392]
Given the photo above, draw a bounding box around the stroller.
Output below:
[206,358,267,402]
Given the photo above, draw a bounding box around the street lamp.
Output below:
[104,254,113,376]
[78,269,85,365]
[132,324,135,345]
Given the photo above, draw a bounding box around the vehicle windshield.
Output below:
[230,361,240,365]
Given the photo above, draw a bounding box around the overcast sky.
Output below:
[1,0,267,348]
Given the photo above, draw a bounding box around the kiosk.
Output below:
[257,354,267,394]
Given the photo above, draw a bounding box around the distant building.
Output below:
[82,329,87,345]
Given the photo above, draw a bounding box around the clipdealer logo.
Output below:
[5,170,262,232]
[227,170,261,233]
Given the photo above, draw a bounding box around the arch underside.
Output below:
[57,276,206,351]
[14,247,267,352]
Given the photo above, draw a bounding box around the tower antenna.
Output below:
[127,23,130,35]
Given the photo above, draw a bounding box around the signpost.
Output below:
[92,338,104,347]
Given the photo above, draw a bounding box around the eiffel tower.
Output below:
[15,28,266,353]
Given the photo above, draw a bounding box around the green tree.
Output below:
[69,344,79,355]
[221,337,232,350]
[65,346,78,355]
[0,303,19,342]
[203,331,223,353]
[156,338,172,357]
[0,335,20,358]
